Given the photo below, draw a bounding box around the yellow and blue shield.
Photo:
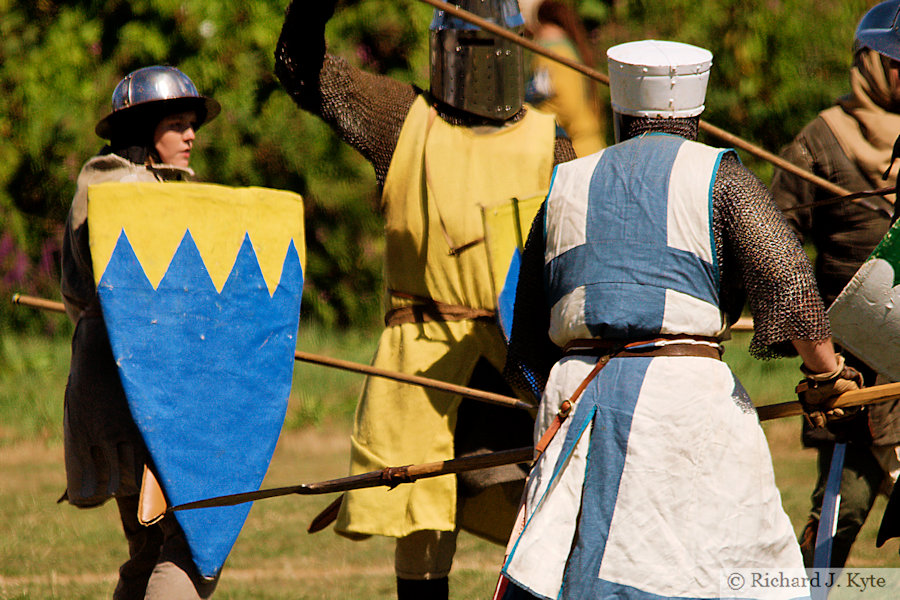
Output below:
[481,193,545,340]
[88,181,305,578]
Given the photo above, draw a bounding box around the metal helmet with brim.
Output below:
[95,66,220,140]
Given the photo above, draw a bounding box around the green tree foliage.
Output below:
[0,0,885,332]
[0,0,429,331]
[590,0,874,178]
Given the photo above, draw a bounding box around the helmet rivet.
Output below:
[428,0,525,120]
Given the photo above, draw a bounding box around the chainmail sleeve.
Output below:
[713,152,831,359]
[554,136,576,165]
[274,0,416,186]
[503,202,562,401]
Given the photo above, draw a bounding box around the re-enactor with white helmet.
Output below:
[496,40,854,600]
[61,66,221,599]
[274,1,575,598]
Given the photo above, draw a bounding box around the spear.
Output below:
[13,293,894,421]
[11,293,534,411]
[168,381,900,511]
[418,0,860,203]
[169,446,534,511]
[18,293,900,507]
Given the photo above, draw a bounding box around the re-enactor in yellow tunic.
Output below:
[336,96,556,541]
[275,0,573,588]
[528,38,604,157]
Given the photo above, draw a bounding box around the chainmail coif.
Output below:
[620,114,699,140]
[504,116,831,399]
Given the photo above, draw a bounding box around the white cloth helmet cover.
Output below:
[607,40,712,118]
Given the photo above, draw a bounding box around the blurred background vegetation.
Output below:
[4,5,897,589]
[0,0,877,335]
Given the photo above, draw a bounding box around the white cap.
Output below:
[607,40,713,118]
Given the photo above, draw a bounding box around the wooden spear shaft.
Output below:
[170,383,900,511]
[293,349,534,411]
[757,382,900,421]
[12,293,67,314]
[11,293,534,411]
[14,293,900,420]
[418,0,852,198]
[170,446,535,510]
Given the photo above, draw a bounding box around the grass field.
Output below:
[1,328,899,599]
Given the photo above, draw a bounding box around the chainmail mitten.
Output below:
[275,0,415,185]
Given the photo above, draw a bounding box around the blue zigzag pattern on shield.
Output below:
[97,229,303,578]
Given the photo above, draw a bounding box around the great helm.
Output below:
[607,40,712,120]
[95,66,221,139]
[429,0,525,120]
[853,0,900,62]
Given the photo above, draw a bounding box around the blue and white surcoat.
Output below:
[502,135,808,600]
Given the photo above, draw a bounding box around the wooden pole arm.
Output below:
[12,293,67,314]
[13,293,898,420]
[11,293,534,411]
[416,0,852,199]
[169,446,534,511]
[756,382,900,422]
[294,349,535,411]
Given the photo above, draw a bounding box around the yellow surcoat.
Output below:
[335,96,556,540]
[530,38,605,157]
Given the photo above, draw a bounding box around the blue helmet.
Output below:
[854,0,900,62]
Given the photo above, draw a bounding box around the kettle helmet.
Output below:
[96,66,220,139]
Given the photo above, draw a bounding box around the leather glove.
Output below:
[796,354,864,429]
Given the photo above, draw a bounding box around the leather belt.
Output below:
[563,336,722,360]
[534,335,722,460]
[384,289,495,327]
